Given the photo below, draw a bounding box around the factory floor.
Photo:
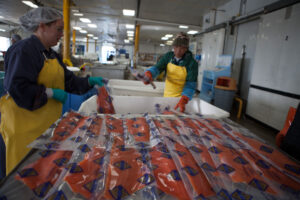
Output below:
[230,114,278,147]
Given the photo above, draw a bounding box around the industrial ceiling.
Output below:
[0,0,230,45]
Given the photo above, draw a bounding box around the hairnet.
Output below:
[19,7,63,32]
[11,34,22,41]
[172,32,189,47]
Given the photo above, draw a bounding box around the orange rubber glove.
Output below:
[174,95,189,112]
[143,71,153,85]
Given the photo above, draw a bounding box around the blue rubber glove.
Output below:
[88,77,104,87]
[52,88,68,104]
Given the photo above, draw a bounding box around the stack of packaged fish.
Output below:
[1,110,300,200]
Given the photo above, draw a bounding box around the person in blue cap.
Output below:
[0,7,104,175]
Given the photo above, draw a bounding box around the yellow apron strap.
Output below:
[0,58,65,174]
[164,62,187,97]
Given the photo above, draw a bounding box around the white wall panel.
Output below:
[88,41,96,53]
[250,5,300,94]
[232,19,260,99]
[216,0,240,24]
[247,88,299,130]
[245,0,278,13]
[198,28,225,90]
[247,4,300,129]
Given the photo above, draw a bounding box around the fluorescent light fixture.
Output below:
[187,30,198,35]
[125,24,134,29]
[179,25,188,29]
[123,9,135,16]
[88,24,97,28]
[160,44,165,47]
[87,34,94,37]
[0,29,5,32]
[22,1,38,8]
[0,16,3,19]
[72,9,79,12]
[128,37,133,40]
[73,26,82,30]
[161,37,168,40]
[127,30,134,34]
[166,40,173,45]
[93,37,98,40]
[165,34,173,38]
[79,18,91,23]
[74,13,83,16]
[124,39,130,43]
[79,30,87,33]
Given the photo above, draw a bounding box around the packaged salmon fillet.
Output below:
[97,86,115,114]
[15,150,73,198]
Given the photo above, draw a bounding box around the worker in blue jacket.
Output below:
[143,32,198,112]
[0,7,104,175]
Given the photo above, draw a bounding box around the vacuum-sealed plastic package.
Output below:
[1,112,300,200]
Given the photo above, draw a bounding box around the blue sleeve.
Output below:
[182,81,197,100]
[146,66,160,78]
[55,53,92,94]
[4,48,47,111]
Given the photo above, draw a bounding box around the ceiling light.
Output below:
[160,44,165,47]
[79,18,91,23]
[72,9,79,12]
[166,40,173,45]
[87,34,94,37]
[161,37,168,40]
[125,24,134,29]
[88,24,97,28]
[0,16,3,19]
[0,29,5,32]
[127,30,134,34]
[74,13,83,16]
[123,9,135,16]
[79,30,87,33]
[93,37,98,40]
[73,26,82,30]
[22,1,38,8]
[165,34,173,38]
[128,37,133,41]
[179,25,189,29]
[124,39,130,43]
[187,30,198,35]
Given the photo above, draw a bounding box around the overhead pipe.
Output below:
[63,0,71,60]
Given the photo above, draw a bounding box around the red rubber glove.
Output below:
[174,95,189,112]
[143,71,153,84]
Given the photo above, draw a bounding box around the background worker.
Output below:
[143,32,198,112]
[11,34,22,45]
[0,7,104,175]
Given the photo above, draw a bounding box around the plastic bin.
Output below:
[108,79,165,97]
[79,95,229,118]
[214,77,237,112]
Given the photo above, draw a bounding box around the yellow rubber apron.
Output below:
[164,62,187,97]
[0,55,64,174]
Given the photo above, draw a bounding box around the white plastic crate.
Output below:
[108,79,165,97]
[79,95,229,118]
